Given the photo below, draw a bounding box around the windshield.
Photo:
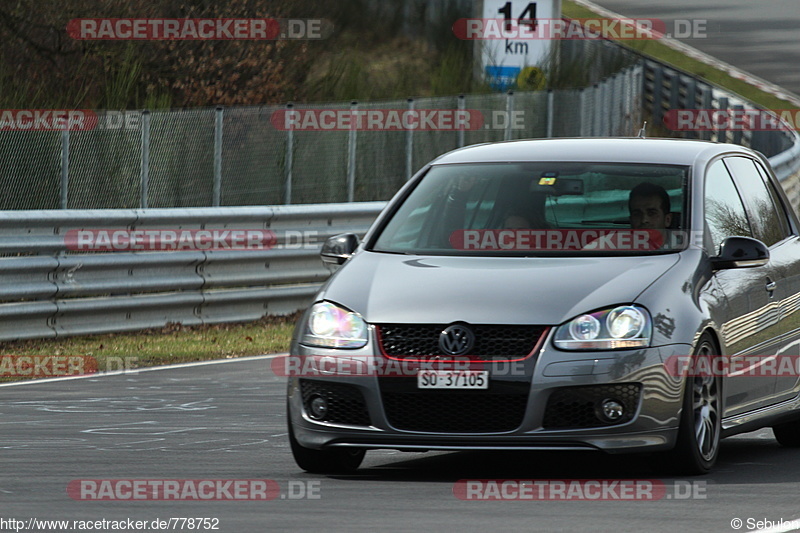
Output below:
[372,162,689,256]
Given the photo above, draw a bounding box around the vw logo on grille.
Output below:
[438,324,475,356]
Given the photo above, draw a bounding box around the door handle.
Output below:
[766,280,777,292]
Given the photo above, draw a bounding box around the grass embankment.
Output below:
[0,315,297,381]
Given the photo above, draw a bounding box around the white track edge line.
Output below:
[0,353,288,388]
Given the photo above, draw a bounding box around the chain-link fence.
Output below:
[0,65,642,210]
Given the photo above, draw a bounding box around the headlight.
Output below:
[554,305,651,350]
[301,301,368,349]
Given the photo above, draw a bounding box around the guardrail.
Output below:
[640,58,800,210]
[0,203,385,341]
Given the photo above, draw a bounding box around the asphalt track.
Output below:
[1,357,799,533]
[588,0,800,97]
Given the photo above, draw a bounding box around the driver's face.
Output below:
[630,195,672,229]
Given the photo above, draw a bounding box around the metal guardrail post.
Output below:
[505,91,514,141]
[669,71,681,113]
[347,101,358,202]
[284,103,294,205]
[406,98,415,181]
[213,106,223,207]
[686,78,697,110]
[140,110,150,209]
[60,130,69,209]
[652,66,664,125]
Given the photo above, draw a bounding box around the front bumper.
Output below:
[285,333,692,454]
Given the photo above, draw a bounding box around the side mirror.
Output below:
[711,236,769,270]
[321,233,360,267]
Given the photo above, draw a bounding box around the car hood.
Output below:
[320,251,681,325]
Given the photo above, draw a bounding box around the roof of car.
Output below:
[431,137,756,166]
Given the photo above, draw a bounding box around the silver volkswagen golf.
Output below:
[285,138,800,475]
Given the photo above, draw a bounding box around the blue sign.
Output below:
[485,66,520,91]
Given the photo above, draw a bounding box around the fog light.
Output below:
[308,395,329,421]
[600,399,624,422]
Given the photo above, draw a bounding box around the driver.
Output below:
[629,182,673,230]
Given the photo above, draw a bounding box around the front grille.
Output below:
[300,379,371,426]
[542,384,641,429]
[380,379,529,433]
[377,324,547,361]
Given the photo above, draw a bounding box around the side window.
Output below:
[724,156,789,246]
[753,160,793,237]
[704,159,752,253]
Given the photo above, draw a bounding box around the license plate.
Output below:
[417,370,489,389]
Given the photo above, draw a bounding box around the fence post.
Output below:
[635,64,644,132]
[592,84,600,136]
[684,78,697,139]
[406,98,415,181]
[213,106,223,206]
[625,70,633,133]
[60,130,69,209]
[717,97,729,144]
[601,78,611,135]
[457,94,465,148]
[284,103,294,204]
[505,90,514,141]
[732,104,744,146]
[140,110,150,209]
[700,86,713,141]
[347,101,357,202]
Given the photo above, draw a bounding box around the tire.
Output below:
[287,412,365,474]
[772,419,800,447]
[662,333,722,475]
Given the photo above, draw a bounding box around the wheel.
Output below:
[662,333,722,475]
[772,418,800,447]
[287,411,365,474]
